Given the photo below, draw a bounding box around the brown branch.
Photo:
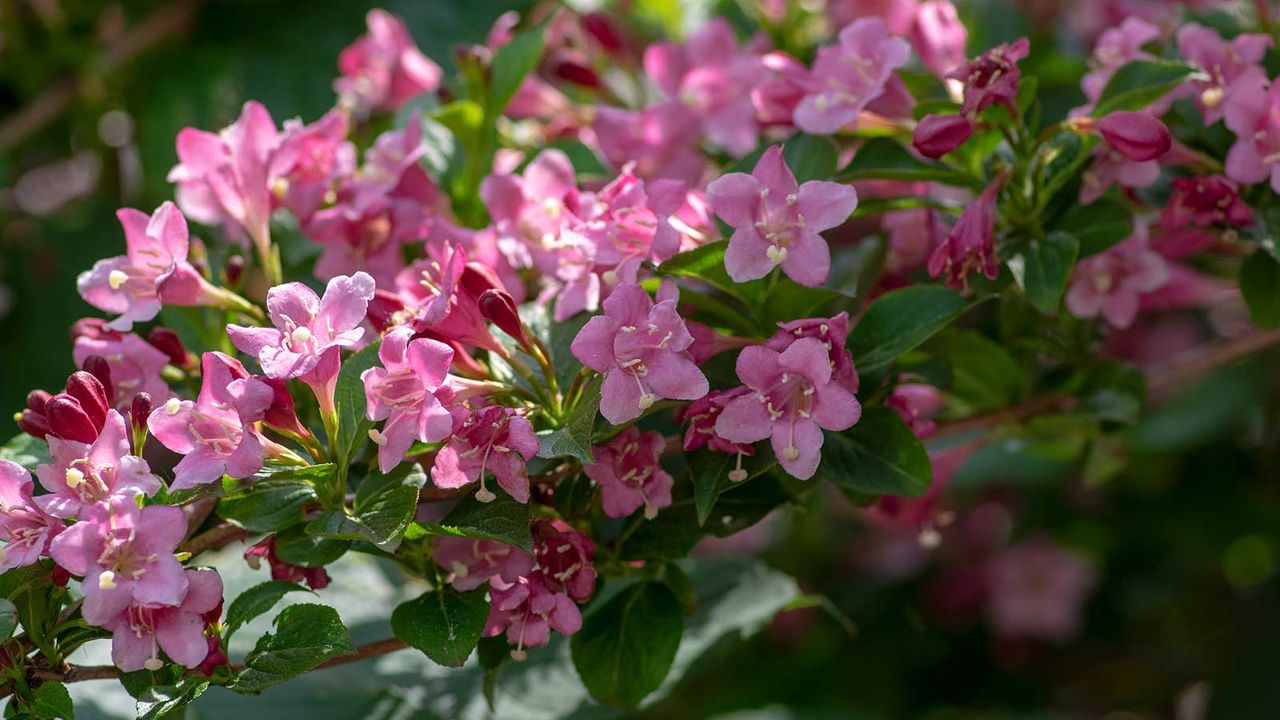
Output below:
[179,523,247,557]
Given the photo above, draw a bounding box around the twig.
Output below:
[179,523,247,557]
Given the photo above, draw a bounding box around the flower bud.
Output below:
[17,409,51,440]
[1097,111,1171,162]
[225,254,245,288]
[130,392,153,452]
[583,12,624,55]
[26,390,53,412]
[63,371,109,432]
[147,327,189,367]
[80,355,115,403]
[262,377,311,439]
[912,114,974,159]
[44,394,99,444]
[552,53,601,90]
[479,289,529,347]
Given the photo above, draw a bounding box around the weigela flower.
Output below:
[100,568,223,672]
[1065,224,1169,329]
[593,104,705,183]
[928,174,1004,288]
[531,519,597,603]
[985,538,1096,642]
[147,352,273,489]
[570,282,708,424]
[793,19,910,135]
[675,388,757,483]
[766,313,858,393]
[1157,175,1253,258]
[910,1,968,78]
[244,535,330,590]
[583,426,674,519]
[886,382,944,438]
[707,145,858,286]
[1177,24,1270,126]
[1079,18,1160,113]
[169,101,278,256]
[715,338,862,480]
[752,51,809,126]
[954,37,1030,117]
[486,573,582,660]
[0,460,64,572]
[1224,76,1280,193]
[73,325,172,410]
[433,537,534,592]
[1095,111,1171,162]
[36,409,160,519]
[361,326,455,473]
[270,109,356,220]
[387,242,506,352]
[431,405,540,503]
[50,496,189,626]
[77,203,235,331]
[1079,139,1163,205]
[335,10,442,116]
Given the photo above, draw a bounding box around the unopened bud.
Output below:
[17,409,50,440]
[552,54,601,90]
[912,113,974,159]
[26,390,52,412]
[147,327,188,367]
[80,355,115,402]
[478,289,529,347]
[225,255,246,288]
[1096,111,1172,162]
[64,371,109,432]
[583,12,624,54]
[262,378,310,438]
[44,394,99,444]
[130,392,153,453]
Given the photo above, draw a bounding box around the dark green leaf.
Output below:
[0,598,16,642]
[816,407,931,497]
[332,341,382,486]
[571,581,684,707]
[136,677,211,720]
[537,377,600,464]
[218,465,329,533]
[1241,249,1280,328]
[229,604,354,693]
[488,23,546,113]
[30,681,74,719]
[936,331,1025,412]
[224,581,312,641]
[0,433,50,471]
[273,525,350,567]
[623,477,790,561]
[759,279,844,328]
[657,240,761,305]
[414,488,533,553]
[1093,60,1196,116]
[836,137,974,186]
[352,463,429,544]
[391,586,490,667]
[848,285,973,370]
[1020,231,1079,314]
[782,133,839,183]
[1058,198,1132,257]
[689,448,776,527]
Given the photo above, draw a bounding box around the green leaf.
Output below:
[1241,249,1280,328]
[30,681,74,719]
[218,465,329,533]
[353,463,429,545]
[571,581,684,707]
[273,525,350,567]
[1020,231,1079,314]
[230,604,354,694]
[689,448,775,526]
[782,133,838,183]
[758,279,844,328]
[413,488,533,553]
[816,407,931,497]
[135,677,211,720]
[488,23,546,114]
[224,581,312,641]
[936,331,1025,412]
[332,341,382,486]
[0,598,16,642]
[848,285,973,370]
[836,137,974,186]
[1058,198,1132,257]
[537,377,600,464]
[1093,59,1196,116]
[622,477,791,561]
[0,432,50,471]
[657,240,760,306]
[391,586,490,667]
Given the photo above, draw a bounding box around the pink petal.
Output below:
[570,316,620,373]
[646,353,708,401]
[780,229,831,287]
[714,393,772,444]
[705,172,760,227]
[724,225,775,282]
[156,611,211,667]
[772,418,823,480]
[599,368,645,425]
[796,181,858,232]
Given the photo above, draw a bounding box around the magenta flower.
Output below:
[227,272,374,417]
[244,536,330,590]
[1079,19,1162,115]
[583,427,674,520]
[1177,24,1270,126]
[35,409,160,519]
[530,519,597,603]
[593,104,705,183]
[766,313,859,393]
[433,537,534,592]
[335,10,442,116]
[928,174,1004,289]
[675,388,757,483]
[101,568,223,672]
[955,37,1030,117]
[0,460,64,572]
[1066,225,1169,329]
[794,19,910,135]
[1096,111,1171,162]
[169,101,279,258]
[77,203,234,331]
[570,283,708,424]
[1158,175,1253,258]
[707,146,858,286]
[985,538,1096,642]
[486,574,582,659]
[50,496,188,626]
[431,405,540,503]
[715,338,862,480]
[910,1,968,78]
[269,109,356,220]
[361,326,455,473]
[912,113,975,159]
[1079,143,1162,205]
[1224,77,1280,193]
[147,352,273,490]
[389,242,506,352]
[73,325,172,410]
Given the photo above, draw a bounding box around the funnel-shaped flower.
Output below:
[431,405,540,503]
[583,426,674,520]
[361,326,455,473]
[335,10,442,116]
[928,174,1004,288]
[0,460,64,572]
[36,410,161,519]
[100,568,223,672]
[794,19,911,134]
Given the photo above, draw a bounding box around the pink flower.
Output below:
[169,101,279,257]
[593,104,705,183]
[336,10,442,116]
[35,409,160,519]
[244,536,330,590]
[1157,175,1253,258]
[927,174,1004,288]
[1079,18,1160,113]
[570,283,708,424]
[530,519,596,603]
[50,496,189,627]
[985,538,1096,642]
[1177,24,1270,126]
[1079,140,1162,205]
[766,313,858,393]
[910,1,968,78]
[0,460,64,572]
[1066,225,1169,328]
[643,18,767,155]
[752,51,808,126]
[886,382,944,438]
[674,388,757,478]
[361,326,455,473]
[715,338,862,480]
[794,19,911,135]
[431,405,540,503]
[77,203,231,331]
[73,325,172,410]
[101,568,223,672]
[270,109,356,220]
[433,537,534,592]
[485,574,582,659]
[955,37,1030,117]
[707,145,858,286]
[583,427,674,520]
[227,272,374,416]
[387,242,506,352]
[1096,111,1171,162]
[147,352,273,490]
[1224,76,1280,193]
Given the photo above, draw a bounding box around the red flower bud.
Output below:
[583,12,624,54]
[912,114,974,159]
[552,54,601,89]
[479,289,528,346]
[130,392,153,433]
[63,371,109,432]
[225,254,245,287]
[44,394,99,444]
[459,263,503,298]
[1097,111,1171,162]
[147,327,189,367]
[80,355,115,403]
[262,377,311,438]
[26,390,52,412]
[17,409,51,440]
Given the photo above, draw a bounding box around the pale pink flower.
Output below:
[827,0,919,35]
[485,574,582,658]
[1065,225,1169,328]
[766,313,858,393]
[269,109,356,220]
[0,460,64,572]
[1079,18,1161,113]
[433,537,534,592]
[794,19,911,135]
[1177,24,1270,126]
[715,338,862,480]
[707,145,858,286]
[35,409,160,519]
[361,326,455,473]
[431,405,540,503]
[1224,76,1280,193]
[335,10,442,115]
[910,1,968,78]
[570,282,708,424]
[986,538,1096,642]
[583,427,674,520]
[101,568,222,672]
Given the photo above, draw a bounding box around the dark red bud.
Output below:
[1097,111,1171,162]
[80,355,115,402]
[459,263,502,298]
[63,371,109,432]
[17,409,50,440]
[912,114,974,159]
[552,55,601,89]
[262,377,310,437]
[225,255,245,287]
[70,317,121,342]
[130,392,153,431]
[51,564,71,587]
[26,390,52,412]
[479,289,528,345]
[147,327,188,367]
[583,12,624,54]
[44,394,99,444]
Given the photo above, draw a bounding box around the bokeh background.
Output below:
[2,1,1279,718]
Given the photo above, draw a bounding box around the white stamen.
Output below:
[368,428,388,446]
[782,446,800,460]
[601,269,619,286]
[291,326,312,345]
[638,393,656,410]
[65,468,84,488]
[164,398,181,415]
[766,245,788,265]
[475,487,497,503]
[144,657,165,672]
[98,570,117,590]
[108,270,129,290]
